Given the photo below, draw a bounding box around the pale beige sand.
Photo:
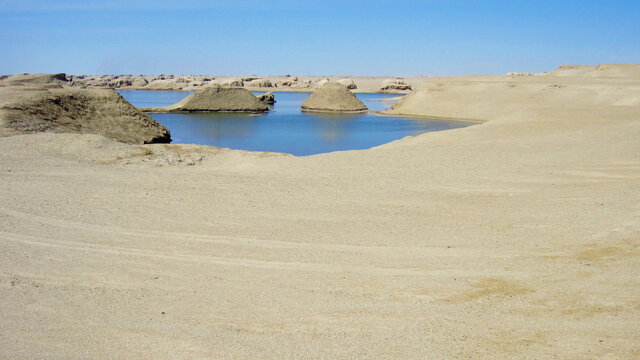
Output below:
[1,65,639,359]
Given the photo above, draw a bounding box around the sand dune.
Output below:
[548,64,640,78]
[1,65,639,358]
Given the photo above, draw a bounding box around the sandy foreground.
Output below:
[1,66,639,358]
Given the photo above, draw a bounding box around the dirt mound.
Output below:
[244,79,272,88]
[256,91,275,104]
[164,85,268,112]
[0,87,170,144]
[336,78,357,89]
[301,82,367,112]
[379,79,412,91]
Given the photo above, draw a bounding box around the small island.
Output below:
[301,82,368,112]
[141,85,269,113]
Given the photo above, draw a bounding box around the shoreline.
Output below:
[373,110,487,123]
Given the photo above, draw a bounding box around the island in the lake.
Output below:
[140,85,270,113]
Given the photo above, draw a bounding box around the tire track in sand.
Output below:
[0,206,519,258]
[0,230,449,276]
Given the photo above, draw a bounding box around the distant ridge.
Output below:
[549,64,640,78]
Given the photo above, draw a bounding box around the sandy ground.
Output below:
[1,66,639,358]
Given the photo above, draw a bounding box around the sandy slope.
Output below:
[1,65,639,359]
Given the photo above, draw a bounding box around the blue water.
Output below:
[118,90,472,156]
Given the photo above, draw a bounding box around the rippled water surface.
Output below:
[118,90,473,156]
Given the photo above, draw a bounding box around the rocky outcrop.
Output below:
[379,79,412,91]
[505,72,534,77]
[276,78,311,88]
[315,78,331,87]
[144,79,186,90]
[301,82,367,112]
[336,78,357,89]
[156,85,269,112]
[213,78,244,87]
[67,74,213,90]
[244,79,272,88]
[175,76,192,84]
[0,75,170,144]
[256,91,275,104]
[277,78,297,87]
[131,78,149,87]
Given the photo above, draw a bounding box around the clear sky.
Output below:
[1,0,639,76]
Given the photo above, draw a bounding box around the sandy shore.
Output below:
[1,65,639,358]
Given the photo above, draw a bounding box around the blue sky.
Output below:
[1,0,639,75]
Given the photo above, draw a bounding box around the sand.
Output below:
[1,65,639,359]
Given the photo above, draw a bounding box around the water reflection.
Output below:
[306,112,360,141]
[189,112,261,139]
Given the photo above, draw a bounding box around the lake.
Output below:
[118,90,473,156]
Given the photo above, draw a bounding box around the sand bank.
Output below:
[1,65,639,359]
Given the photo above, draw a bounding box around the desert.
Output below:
[1,64,639,358]
[2,0,640,358]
